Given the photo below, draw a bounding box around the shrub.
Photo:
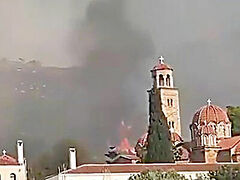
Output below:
[128,170,187,180]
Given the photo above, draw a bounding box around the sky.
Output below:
[1,0,240,163]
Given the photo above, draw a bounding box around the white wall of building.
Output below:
[46,171,209,180]
[0,165,27,180]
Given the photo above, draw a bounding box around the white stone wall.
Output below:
[46,171,209,180]
[160,88,181,136]
[0,165,27,180]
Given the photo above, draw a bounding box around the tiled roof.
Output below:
[180,147,190,161]
[234,142,240,153]
[0,154,19,165]
[192,104,230,125]
[171,132,183,142]
[152,63,173,71]
[137,133,148,146]
[64,163,240,174]
[218,136,240,150]
[118,155,140,161]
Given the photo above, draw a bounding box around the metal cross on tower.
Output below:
[158,56,164,64]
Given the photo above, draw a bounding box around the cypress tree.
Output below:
[144,89,174,163]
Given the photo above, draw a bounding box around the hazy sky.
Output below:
[1,0,240,163]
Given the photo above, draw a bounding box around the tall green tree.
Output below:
[144,89,174,163]
[227,106,240,136]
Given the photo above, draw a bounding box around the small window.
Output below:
[10,173,16,180]
[172,121,175,128]
[167,99,173,107]
[170,99,173,107]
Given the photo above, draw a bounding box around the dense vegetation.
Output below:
[208,165,240,180]
[129,170,187,180]
[227,106,240,136]
[129,166,240,180]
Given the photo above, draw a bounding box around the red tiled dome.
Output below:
[152,63,173,71]
[199,125,215,135]
[192,104,230,125]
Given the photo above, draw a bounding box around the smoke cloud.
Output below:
[0,0,240,174]
[0,0,154,166]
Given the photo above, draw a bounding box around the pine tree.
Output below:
[144,89,174,163]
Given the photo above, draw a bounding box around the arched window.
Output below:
[167,99,173,107]
[168,121,171,127]
[214,135,217,145]
[209,135,213,146]
[159,74,164,86]
[228,126,231,136]
[10,173,16,180]
[172,121,175,128]
[221,125,224,136]
[166,74,171,86]
[198,136,200,146]
[201,135,204,146]
[204,135,207,145]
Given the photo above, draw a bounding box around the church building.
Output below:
[143,56,240,163]
[105,56,240,164]
[46,56,240,180]
[0,140,27,180]
[150,56,182,139]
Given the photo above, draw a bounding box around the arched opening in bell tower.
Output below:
[159,74,164,86]
[166,74,171,87]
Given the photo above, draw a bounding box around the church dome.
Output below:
[192,101,230,125]
[199,125,215,135]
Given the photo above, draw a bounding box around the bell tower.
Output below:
[150,56,181,136]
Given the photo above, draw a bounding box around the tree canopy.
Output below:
[208,165,240,180]
[227,106,240,136]
[128,170,187,180]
